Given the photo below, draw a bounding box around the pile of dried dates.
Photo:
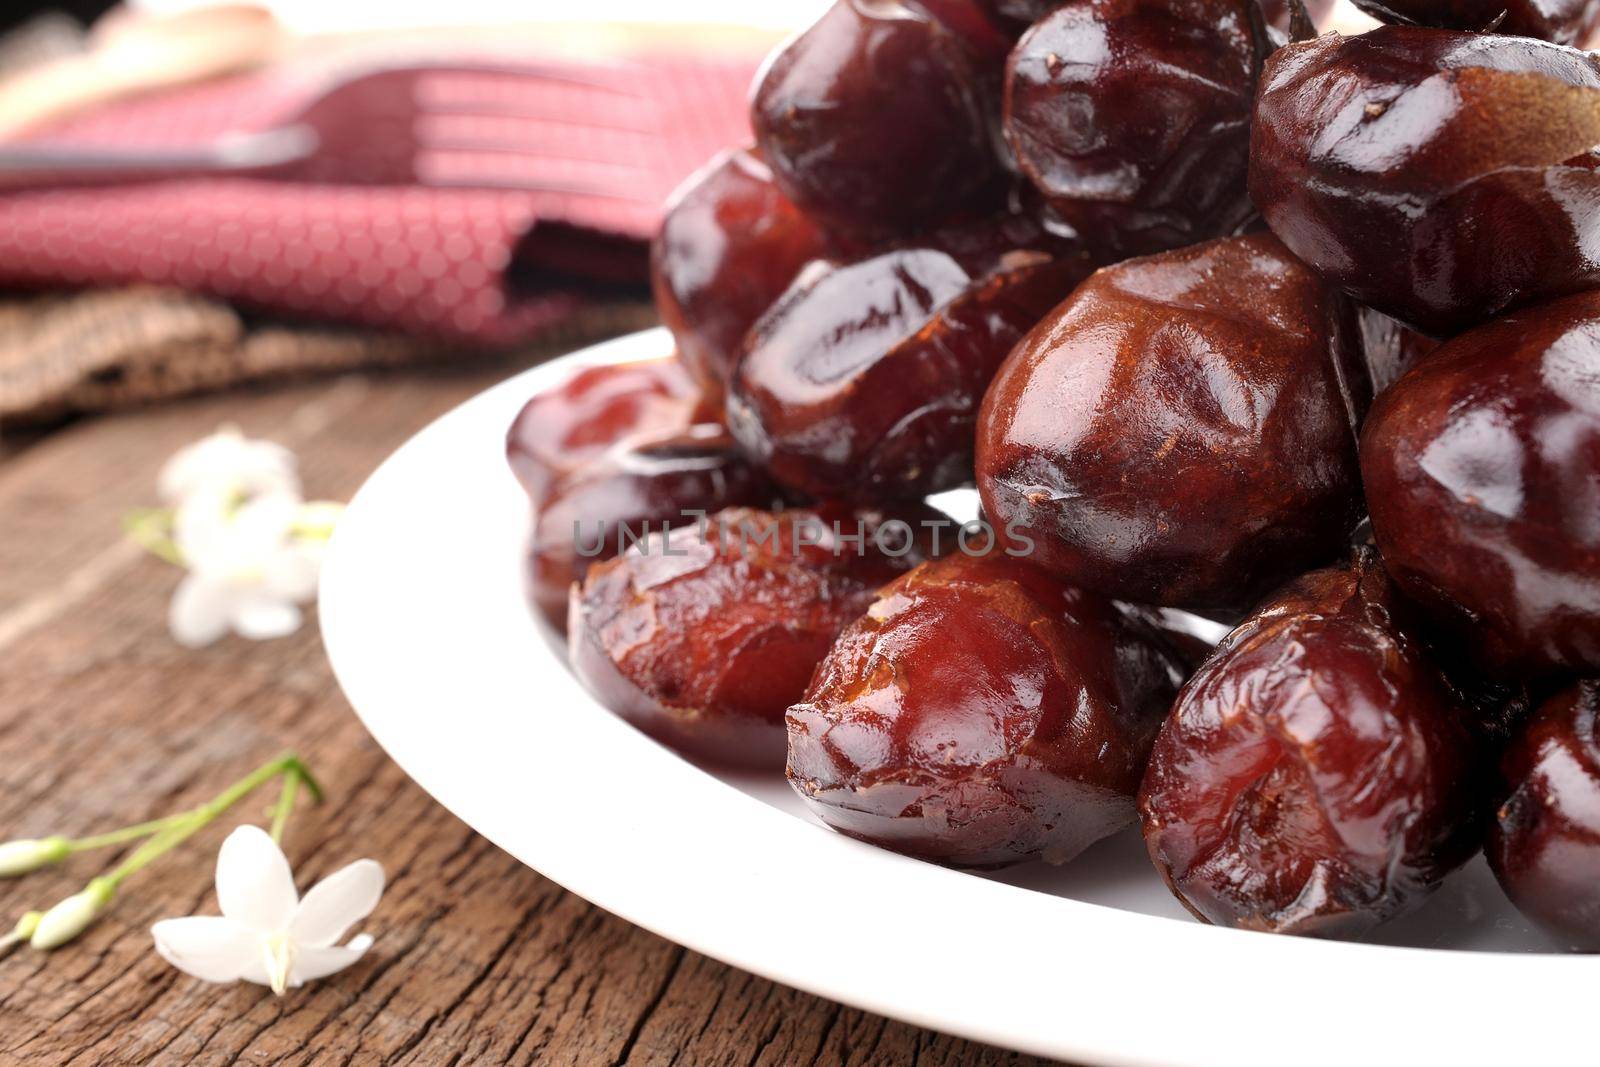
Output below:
[506,0,1600,949]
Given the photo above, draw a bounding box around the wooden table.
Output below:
[0,359,1054,1065]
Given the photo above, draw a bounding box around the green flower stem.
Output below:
[102,753,321,890]
[14,754,323,952]
[268,767,303,845]
[121,508,183,567]
[66,815,191,854]
[290,502,345,542]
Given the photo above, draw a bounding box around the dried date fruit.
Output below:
[976,233,1368,614]
[1349,0,1600,46]
[1003,0,1272,258]
[1489,681,1600,950]
[505,356,704,507]
[1361,290,1600,676]
[569,503,944,767]
[651,148,834,398]
[788,553,1186,867]
[751,0,1002,239]
[728,234,1091,500]
[1250,27,1600,337]
[527,426,779,630]
[1138,553,1483,937]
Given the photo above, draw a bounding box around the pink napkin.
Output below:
[0,52,760,345]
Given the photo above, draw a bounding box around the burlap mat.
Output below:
[0,286,655,429]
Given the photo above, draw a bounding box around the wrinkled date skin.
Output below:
[1489,681,1600,950]
[1350,0,1600,46]
[787,553,1186,867]
[1138,554,1483,937]
[1251,27,1600,337]
[1362,290,1600,676]
[752,0,1001,239]
[976,233,1368,614]
[527,426,779,631]
[505,356,705,507]
[1003,0,1271,258]
[651,148,834,398]
[569,504,944,768]
[728,236,1091,500]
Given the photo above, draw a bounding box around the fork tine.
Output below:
[415,101,662,135]
[404,64,650,101]
[415,151,660,201]
[417,175,652,200]
[414,113,663,158]
[413,73,662,131]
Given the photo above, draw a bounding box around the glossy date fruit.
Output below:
[787,553,1186,867]
[569,503,943,767]
[1361,290,1600,676]
[505,356,705,507]
[1138,553,1483,937]
[976,232,1368,614]
[1488,681,1600,950]
[527,426,779,631]
[751,0,1001,239]
[1250,27,1600,337]
[651,148,834,398]
[1349,0,1600,46]
[1002,0,1271,258]
[727,235,1091,500]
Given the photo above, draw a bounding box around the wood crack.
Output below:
[0,368,1053,1067]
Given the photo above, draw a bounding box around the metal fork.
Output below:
[0,62,663,200]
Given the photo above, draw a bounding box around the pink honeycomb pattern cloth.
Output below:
[0,54,758,345]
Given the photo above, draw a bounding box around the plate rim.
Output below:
[320,328,1599,1067]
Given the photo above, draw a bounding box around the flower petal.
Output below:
[160,428,299,504]
[176,489,301,575]
[230,597,302,641]
[172,485,238,567]
[289,860,384,948]
[289,934,374,986]
[216,826,298,933]
[261,546,322,603]
[151,916,258,984]
[169,573,234,648]
[230,493,301,553]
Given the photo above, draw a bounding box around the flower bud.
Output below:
[30,878,115,950]
[0,911,41,952]
[0,837,69,877]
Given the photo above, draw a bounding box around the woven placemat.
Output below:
[0,285,656,429]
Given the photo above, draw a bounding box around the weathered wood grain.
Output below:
[0,364,1058,1066]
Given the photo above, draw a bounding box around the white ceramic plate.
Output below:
[321,329,1597,1067]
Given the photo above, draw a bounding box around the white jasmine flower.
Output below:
[168,492,323,648]
[159,426,300,505]
[152,826,382,995]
